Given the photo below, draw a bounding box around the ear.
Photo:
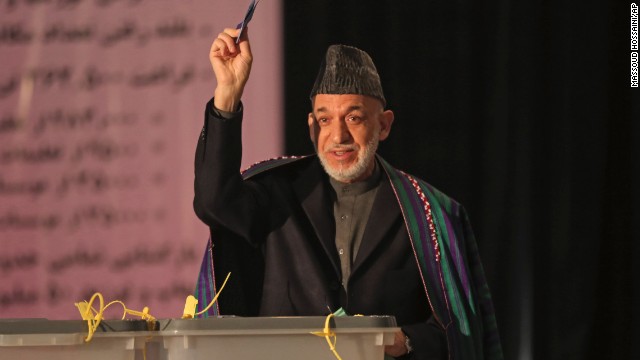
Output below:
[377,110,394,141]
[308,112,319,148]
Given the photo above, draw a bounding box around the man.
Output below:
[193,27,503,360]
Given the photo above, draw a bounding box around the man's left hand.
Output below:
[385,330,409,358]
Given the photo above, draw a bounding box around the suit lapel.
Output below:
[351,175,401,275]
[292,158,340,277]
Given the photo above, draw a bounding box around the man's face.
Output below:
[309,94,394,183]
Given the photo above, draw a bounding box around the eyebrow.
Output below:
[315,105,365,113]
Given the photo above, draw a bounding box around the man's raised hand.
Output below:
[210,27,253,112]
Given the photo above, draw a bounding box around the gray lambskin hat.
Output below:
[310,44,386,106]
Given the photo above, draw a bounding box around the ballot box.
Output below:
[157,316,398,360]
[0,316,398,360]
[0,319,159,360]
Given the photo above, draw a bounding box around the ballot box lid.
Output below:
[0,319,154,334]
[158,315,397,334]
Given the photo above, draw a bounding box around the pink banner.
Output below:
[0,0,282,319]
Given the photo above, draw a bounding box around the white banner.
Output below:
[0,0,282,319]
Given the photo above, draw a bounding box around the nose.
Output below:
[331,119,352,144]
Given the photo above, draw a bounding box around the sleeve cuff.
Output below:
[208,98,243,120]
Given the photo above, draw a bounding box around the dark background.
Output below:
[281,1,638,359]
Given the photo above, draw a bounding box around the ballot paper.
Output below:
[236,0,260,43]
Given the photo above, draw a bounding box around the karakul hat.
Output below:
[310,44,385,106]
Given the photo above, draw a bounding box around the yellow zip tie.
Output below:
[182,272,232,319]
[182,295,199,319]
[74,292,157,343]
[311,313,343,360]
[75,292,104,342]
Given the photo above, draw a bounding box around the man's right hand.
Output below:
[210,27,253,112]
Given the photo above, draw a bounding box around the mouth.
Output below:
[327,148,356,162]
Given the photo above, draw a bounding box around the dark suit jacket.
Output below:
[194,101,447,359]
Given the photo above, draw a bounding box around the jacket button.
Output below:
[329,281,340,291]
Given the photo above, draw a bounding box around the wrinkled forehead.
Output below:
[311,94,384,113]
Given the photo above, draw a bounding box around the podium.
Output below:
[0,316,399,360]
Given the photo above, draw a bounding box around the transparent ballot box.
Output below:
[0,319,158,360]
[157,316,399,360]
[0,316,398,360]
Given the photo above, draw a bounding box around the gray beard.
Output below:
[317,136,379,183]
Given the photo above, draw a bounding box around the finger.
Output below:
[210,30,238,58]
[222,27,241,38]
[237,26,251,54]
[218,32,238,54]
[210,38,231,58]
[221,27,241,48]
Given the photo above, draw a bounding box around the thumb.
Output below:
[237,26,252,56]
